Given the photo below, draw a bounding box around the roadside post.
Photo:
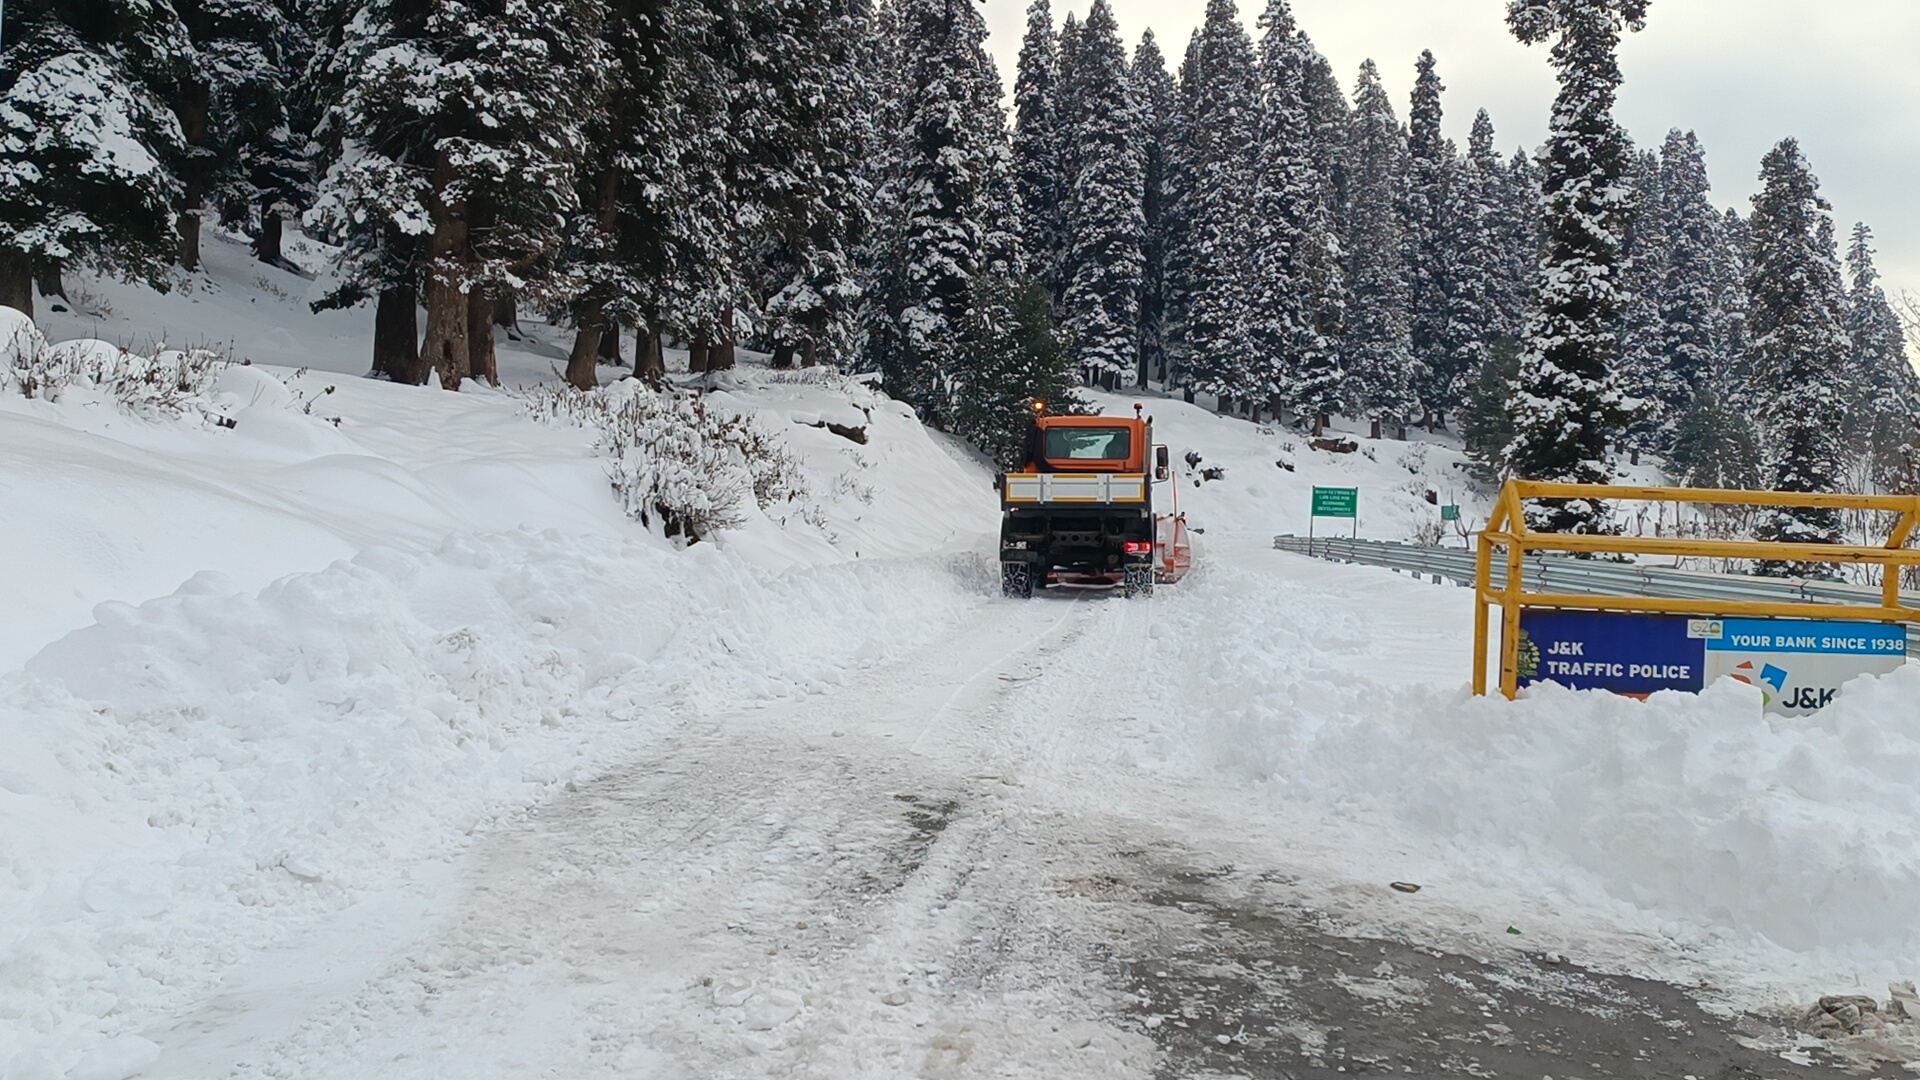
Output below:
[1472,481,1920,714]
[1308,486,1358,555]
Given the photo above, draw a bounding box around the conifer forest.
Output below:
[6,0,1917,515]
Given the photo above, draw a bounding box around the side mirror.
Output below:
[1155,445,1170,481]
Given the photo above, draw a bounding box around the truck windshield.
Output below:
[1044,427,1132,461]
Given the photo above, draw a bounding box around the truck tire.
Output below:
[1123,565,1154,599]
[1001,562,1035,599]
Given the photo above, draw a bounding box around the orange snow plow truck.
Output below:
[997,404,1192,599]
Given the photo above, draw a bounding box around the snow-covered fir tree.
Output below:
[743,0,875,373]
[1132,31,1180,387]
[1155,31,1203,393]
[1443,110,1518,445]
[0,0,188,317]
[1404,50,1456,424]
[1012,0,1066,304]
[862,0,1017,425]
[1174,0,1261,408]
[1647,130,1728,442]
[1059,0,1145,387]
[1499,147,1543,332]
[1248,0,1343,427]
[1342,60,1414,437]
[205,0,314,269]
[1615,146,1670,459]
[1503,0,1647,534]
[321,0,604,389]
[554,0,731,388]
[173,0,313,272]
[1746,138,1851,571]
[953,276,1084,464]
[1843,223,1920,485]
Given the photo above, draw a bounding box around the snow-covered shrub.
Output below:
[524,384,811,541]
[0,310,233,424]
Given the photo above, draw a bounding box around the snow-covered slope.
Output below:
[1,286,1001,1074]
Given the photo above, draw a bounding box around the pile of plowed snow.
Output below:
[0,315,997,1074]
[1113,392,1920,996]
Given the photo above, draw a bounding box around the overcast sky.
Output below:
[981,0,1920,314]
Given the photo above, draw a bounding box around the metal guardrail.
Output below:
[1273,534,1920,647]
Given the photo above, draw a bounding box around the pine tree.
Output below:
[1011,0,1066,303]
[1500,147,1543,334]
[173,0,313,272]
[953,276,1085,465]
[1247,0,1343,427]
[1615,146,1670,458]
[551,0,739,388]
[1649,130,1728,442]
[1746,139,1850,571]
[0,0,188,317]
[1133,31,1179,387]
[1404,50,1456,425]
[1059,0,1145,387]
[321,0,604,388]
[1343,60,1414,436]
[744,0,875,372]
[1156,30,1203,394]
[1462,334,1524,482]
[1177,0,1261,409]
[863,0,1016,425]
[1503,0,1648,534]
[1298,39,1351,415]
[1843,223,1920,486]
[1668,383,1762,489]
[1441,111,1511,422]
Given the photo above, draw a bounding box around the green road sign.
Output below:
[1441,504,1461,522]
[1311,486,1358,518]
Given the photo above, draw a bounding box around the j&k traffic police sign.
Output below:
[1515,611,1906,715]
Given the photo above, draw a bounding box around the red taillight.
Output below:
[1123,541,1152,554]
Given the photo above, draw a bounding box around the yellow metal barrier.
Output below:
[1473,481,1920,699]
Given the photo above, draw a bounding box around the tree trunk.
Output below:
[1313,414,1327,437]
[599,319,622,364]
[635,326,666,384]
[494,292,519,337]
[566,297,605,390]
[1370,418,1382,440]
[34,258,65,300]
[419,146,471,389]
[800,338,818,368]
[255,209,285,268]
[175,80,211,273]
[708,316,736,371]
[467,284,498,386]
[0,248,33,319]
[373,284,419,380]
[688,329,710,374]
[771,340,795,369]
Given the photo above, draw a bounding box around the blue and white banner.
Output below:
[1513,611,1907,714]
[1701,618,1907,715]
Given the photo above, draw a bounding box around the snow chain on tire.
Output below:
[1123,565,1153,599]
[1001,562,1034,599]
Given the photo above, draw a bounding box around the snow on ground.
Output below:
[5,250,1920,1077]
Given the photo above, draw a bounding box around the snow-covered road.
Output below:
[134,556,1865,1079]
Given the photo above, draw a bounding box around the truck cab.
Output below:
[997,407,1170,598]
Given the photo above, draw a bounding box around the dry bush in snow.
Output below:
[524,383,812,541]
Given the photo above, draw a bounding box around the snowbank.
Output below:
[1143,553,1920,976]
[0,315,999,1074]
